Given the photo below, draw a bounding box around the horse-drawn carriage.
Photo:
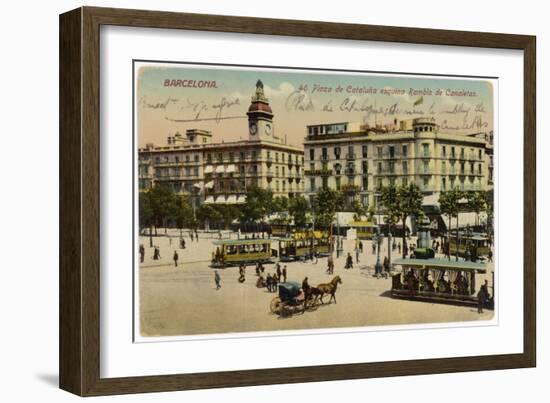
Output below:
[269,276,342,317]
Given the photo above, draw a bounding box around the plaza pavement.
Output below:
[138,230,495,337]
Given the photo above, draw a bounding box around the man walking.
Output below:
[173,250,179,267]
[282,265,287,282]
[477,280,489,313]
[139,244,145,263]
[214,270,221,290]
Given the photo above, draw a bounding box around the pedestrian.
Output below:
[266,273,273,292]
[345,253,353,269]
[139,244,145,263]
[214,270,221,290]
[302,277,310,306]
[189,231,194,242]
[173,250,179,267]
[477,280,489,313]
[488,249,493,262]
[181,238,186,249]
[272,273,278,292]
[218,230,222,239]
[255,263,260,277]
[276,264,281,282]
[359,240,363,253]
[383,256,389,272]
[372,241,376,255]
[238,264,246,283]
[195,230,199,241]
[327,254,334,274]
[355,246,360,263]
[153,246,161,260]
[282,265,287,282]
[398,242,401,254]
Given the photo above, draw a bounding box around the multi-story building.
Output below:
[303,117,492,208]
[138,80,305,205]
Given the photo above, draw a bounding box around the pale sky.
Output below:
[136,63,494,148]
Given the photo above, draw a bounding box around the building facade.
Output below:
[303,117,493,208]
[138,80,305,205]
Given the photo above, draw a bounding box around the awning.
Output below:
[422,193,440,207]
[215,165,225,173]
[226,164,236,173]
[204,196,215,204]
[236,195,246,204]
[204,181,214,189]
[204,165,213,174]
[193,182,203,189]
[226,195,237,204]
[214,196,226,204]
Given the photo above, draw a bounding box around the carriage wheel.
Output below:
[270,297,282,314]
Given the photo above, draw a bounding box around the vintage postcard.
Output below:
[135,62,495,339]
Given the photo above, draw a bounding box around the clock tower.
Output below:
[247,80,275,141]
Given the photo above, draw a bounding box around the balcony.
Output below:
[346,153,356,160]
[341,184,360,193]
[345,169,356,176]
[304,169,333,176]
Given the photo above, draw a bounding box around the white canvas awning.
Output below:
[193,182,203,189]
[422,193,440,207]
[204,165,213,174]
[204,196,215,204]
[236,195,246,204]
[226,164,236,173]
[204,181,214,189]
[454,212,488,228]
[215,165,225,173]
[214,196,226,204]
[226,195,237,204]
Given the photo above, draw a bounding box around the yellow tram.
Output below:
[391,258,492,308]
[211,239,275,267]
[278,230,331,261]
[445,232,491,259]
[348,220,377,240]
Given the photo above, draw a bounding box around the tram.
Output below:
[445,231,491,259]
[348,220,378,240]
[391,258,493,308]
[211,239,275,267]
[277,230,331,262]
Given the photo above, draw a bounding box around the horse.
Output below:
[313,276,343,304]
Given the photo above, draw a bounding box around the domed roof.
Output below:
[248,101,272,114]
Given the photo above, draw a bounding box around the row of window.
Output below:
[307,144,484,161]
[205,150,304,164]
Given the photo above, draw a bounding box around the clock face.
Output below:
[249,122,257,135]
[265,123,272,135]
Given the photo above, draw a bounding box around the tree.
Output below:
[396,184,424,258]
[351,199,367,221]
[148,184,178,235]
[288,196,309,228]
[314,188,344,229]
[216,204,240,229]
[239,187,274,225]
[379,185,401,265]
[466,191,487,227]
[197,204,222,230]
[174,194,195,236]
[439,187,463,260]
[138,190,154,247]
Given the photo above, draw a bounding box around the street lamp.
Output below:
[373,191,384,276]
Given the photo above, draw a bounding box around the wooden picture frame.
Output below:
[59,6,536,396]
